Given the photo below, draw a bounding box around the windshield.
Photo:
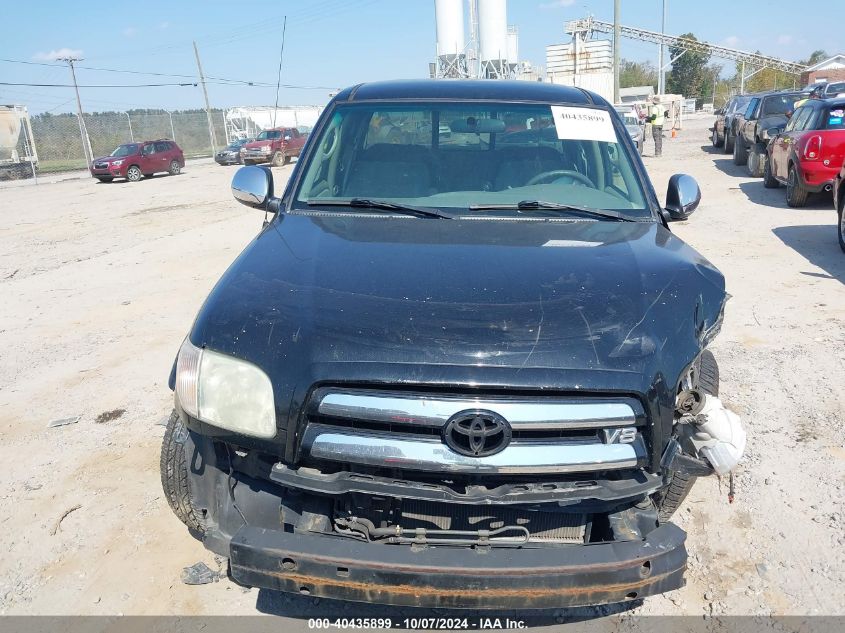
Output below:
[729,97,751,113]
[256,130,282,141]
[826,82,845,96]
[761,94,802,117]
[294,102,648,218]
[110,143,139,157]
[614,108,640,126]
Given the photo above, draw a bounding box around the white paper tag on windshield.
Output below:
[551,106,617,144]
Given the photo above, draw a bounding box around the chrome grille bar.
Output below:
[301,423,645,474]
[315,390,639,430]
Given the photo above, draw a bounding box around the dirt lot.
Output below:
[1,116,843,625]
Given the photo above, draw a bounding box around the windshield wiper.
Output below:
[307,198,452,219]
[468,200,635,222]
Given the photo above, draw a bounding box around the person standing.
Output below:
[647,96,666,157]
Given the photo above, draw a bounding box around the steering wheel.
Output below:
[526,169,595,188]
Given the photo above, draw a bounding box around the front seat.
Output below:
[344,144,434,198]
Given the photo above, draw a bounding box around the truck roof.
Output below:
[333,79,600,106]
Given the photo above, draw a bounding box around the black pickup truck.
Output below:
[733,90,803,176]
[160,80,745,610]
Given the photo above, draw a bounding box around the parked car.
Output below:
[90,140,184,183]
[159,79,745,610]
[711,94,752,152]
[240,127,306,166]
[822,81,845,98]
[833,157,845,251]
[733,91,803,176]
[764,98,845,207]
[214,138,252,166]
[615,105,645,154]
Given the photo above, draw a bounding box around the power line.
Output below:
[1,81,198,88]
[0,58,334,89]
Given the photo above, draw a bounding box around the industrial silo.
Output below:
[478,0,508,77]
[434,0,467,77]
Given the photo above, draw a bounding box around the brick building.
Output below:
[800,54,845,86]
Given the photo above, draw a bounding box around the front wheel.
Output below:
[168,160,181,175]
[724,130,735,154]
[712,127,722,148]
[748,146,765,177]
[656,350,719,523]
[733,138,747,165]
[160,410,206,536]
[270,151,284,167]
[125,165,142,182]
[786,166,808,207]
[763,156,779,188]
[837,203,845,253]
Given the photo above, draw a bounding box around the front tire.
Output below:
[712,127,723,148]
[786,165,808,207]
[160,410,206,536]
[724,129,735,154]
[733,137,748,165]
[271,151,284,167]
[126,165,142,182]
[748,147,764,177]
[656,350,719,523]
[763,156,780,188]
[837,202,845,253]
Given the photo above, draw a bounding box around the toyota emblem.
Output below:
[443,409,512,457]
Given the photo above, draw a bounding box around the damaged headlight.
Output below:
[174,338,276,438]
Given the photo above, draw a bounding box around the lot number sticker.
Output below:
[551,106,617,144]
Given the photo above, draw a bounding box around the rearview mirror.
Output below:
[450,118,506,134]
[232,165,273,209]
[664,174,701,221]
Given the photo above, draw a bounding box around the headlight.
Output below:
[261,145,271,153]
[111,160,124,166]
[175,338,276,438]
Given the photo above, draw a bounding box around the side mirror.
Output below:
[232,165,273,209]
[766,126,784,139]
[664,174,701,221]
[284,135,292,141]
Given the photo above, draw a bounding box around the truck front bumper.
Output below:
[229,523,687,609]
[241,151,272,162]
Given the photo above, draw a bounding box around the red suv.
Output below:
[764,98,845,206]
[90,139,185,183]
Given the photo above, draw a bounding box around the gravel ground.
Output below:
[0,115,843,626]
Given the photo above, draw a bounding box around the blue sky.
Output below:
[1,0,840,114]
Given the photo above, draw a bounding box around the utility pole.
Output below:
[658,0,667,95]
[193,41,218,156]
[57,56,93,169]
[613,0,621,103]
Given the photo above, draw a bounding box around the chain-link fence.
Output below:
[29,109,228,173]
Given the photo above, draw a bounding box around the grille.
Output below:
[300,388,648,475]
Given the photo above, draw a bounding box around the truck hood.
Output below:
[244,141,274,150]
[189,214,726,414]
